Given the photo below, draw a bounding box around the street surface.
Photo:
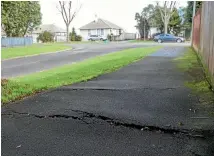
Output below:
[1,42,189,78]
[2,44,214,156]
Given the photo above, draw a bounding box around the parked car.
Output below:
[154,34,185,43]
[88,35,107,41]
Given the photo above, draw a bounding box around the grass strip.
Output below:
[2,43,71,59]
[2,46,161,104]
[174,47,214,113]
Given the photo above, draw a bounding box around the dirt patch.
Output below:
[1,79,8,86]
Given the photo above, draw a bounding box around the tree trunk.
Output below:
[164,21,168,34]
[143,21,145,41]
[66,25,69,42]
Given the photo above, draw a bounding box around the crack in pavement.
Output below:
[2,109,214,139]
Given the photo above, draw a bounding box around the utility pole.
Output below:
[144,17,145,41]
[190,1,196,46]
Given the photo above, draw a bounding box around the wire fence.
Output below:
[192,1,214,87]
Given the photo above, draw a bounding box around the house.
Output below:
[79,18,124,41]
[31,24,67,43]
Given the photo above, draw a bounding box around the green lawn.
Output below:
[1,43,71,59]
[2,46,161,104]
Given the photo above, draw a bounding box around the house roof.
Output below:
[33,24,66,33]
[79,18,122,30]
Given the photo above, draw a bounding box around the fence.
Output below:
[113,33,136,41]
[1,37,33,47]
[192,1,214,87]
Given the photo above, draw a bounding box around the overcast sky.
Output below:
[40,0,188,33]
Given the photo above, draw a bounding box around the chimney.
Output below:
[94,14,98,22]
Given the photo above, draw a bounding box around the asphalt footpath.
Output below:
[2,46,214,156]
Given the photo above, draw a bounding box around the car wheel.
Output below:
[176,39,182,43]
[100,38,103,41]
[158,39,162,43]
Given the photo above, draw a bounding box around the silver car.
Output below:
[88,35,107,41]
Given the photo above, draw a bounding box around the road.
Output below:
[2,45,214,156]
[1,42,189,78]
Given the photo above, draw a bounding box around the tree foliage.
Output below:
[1,1,42,37]
[156,1,177,34]
[135,4,154,39]
[135,3,182,38]
[37,31,54,43]
[70,27,77,41]
[135,13,150,39]
[182,1,202,39]
[69,27,82,41]
[168,8,182,35]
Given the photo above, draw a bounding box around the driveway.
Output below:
[1,42,189,78]
[2,46,214,156]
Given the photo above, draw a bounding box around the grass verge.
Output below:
[1,43,71,59]
[1,46,161,104]
[130,40,154,43]
[174,47,214,113]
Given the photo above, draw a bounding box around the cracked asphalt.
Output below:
[2,45,214,156]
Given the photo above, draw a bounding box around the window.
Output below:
[119,29,122,35]
[88,30,91,36]
[101,29,104,35]
[97,29,101,36]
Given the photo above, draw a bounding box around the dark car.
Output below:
[154,34,185,43]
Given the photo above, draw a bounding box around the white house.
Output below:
[31,24,67,43]
[79,18,124,41]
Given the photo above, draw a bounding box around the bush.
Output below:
[107,34,113,41]
[75,35,82,41]
[69,27,82,41]
[37,31,54,43]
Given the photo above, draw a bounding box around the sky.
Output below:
[40,0,188,34]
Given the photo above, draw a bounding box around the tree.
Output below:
[135,4,152,39]
[141,4,154,40]
[1,1,42,37]
[69,27,82,41]
[156,1,177,34]
[168,8,182,35]
[70,27,77,41]
[57,1,82,42]
[135,13,150,39]
[151,6,164,33]
[182,1,202,39]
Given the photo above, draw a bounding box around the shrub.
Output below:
[69,27,82,41]
[37,31,54,43]
[75,35,82,41]
[107,33,113,41]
